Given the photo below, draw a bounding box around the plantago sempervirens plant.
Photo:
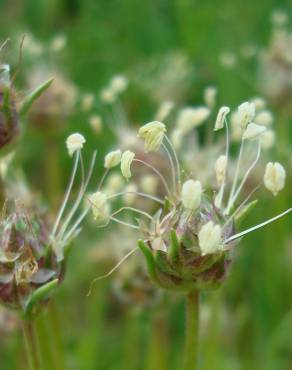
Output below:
[89,101,291,370]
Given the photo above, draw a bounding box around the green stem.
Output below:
[48,302,67,370]
[183,290,200,370]
[36,310,57,370]
[21,320,42,370]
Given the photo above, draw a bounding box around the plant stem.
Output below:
[21,320,42,370]
[183,290,200,370]
[48,302,67,370]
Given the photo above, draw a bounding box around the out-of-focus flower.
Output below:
[177,107,210,133]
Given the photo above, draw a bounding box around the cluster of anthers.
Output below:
[88,101,291,292]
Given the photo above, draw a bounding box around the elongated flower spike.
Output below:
[90,93,291,295]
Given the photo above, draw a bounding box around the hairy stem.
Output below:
[183,290,200,370]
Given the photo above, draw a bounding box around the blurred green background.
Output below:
[0,0,291,369]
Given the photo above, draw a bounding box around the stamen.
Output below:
[225,138,245,214]
[224,208,292,244]
[223,184,260,228]
[107,191,164,205]
[51,150,80,238]
[110,216,140,229]
[56,151,97,242]
[164,134,182,188]
[111,206,153,221]
[230,139,261,207]
[133,159,171,195]
[87,246,138,296]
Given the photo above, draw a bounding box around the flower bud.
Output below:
[66,133,86,156]
[181,179,202,210]
[254,110,273,126]
[121,150,135,179]
[237,102,255,129]
[138,121,166,152]
[214,106,230,131]
[264,162,286,196]
[177,107,210,133]
[104,150,122,169]
[198,221,222,254]
[214,155,227,185]
[242,123,266,140]
[88,191,110,221]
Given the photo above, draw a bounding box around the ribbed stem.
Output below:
[21,320,42,370]
[183,290,200,370]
